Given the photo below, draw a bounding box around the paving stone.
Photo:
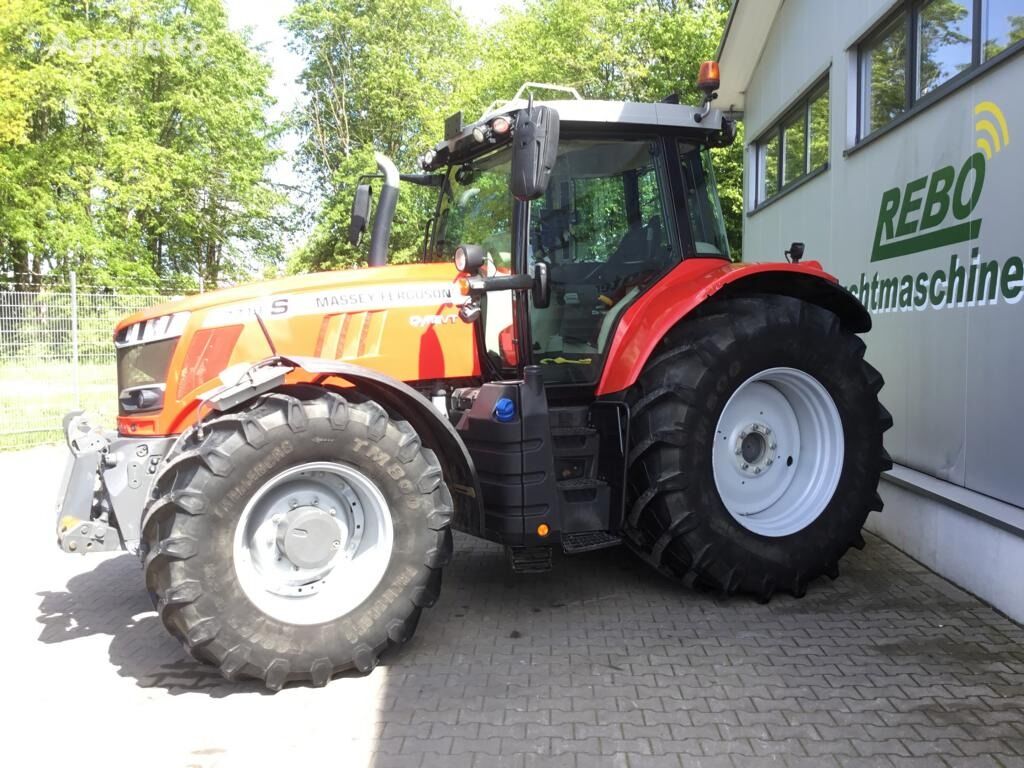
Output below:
[7,443,1024,768]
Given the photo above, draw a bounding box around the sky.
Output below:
[221,0,520,252]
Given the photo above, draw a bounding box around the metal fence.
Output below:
[0,274,192,451]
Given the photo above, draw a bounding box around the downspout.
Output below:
[368,152,399,267]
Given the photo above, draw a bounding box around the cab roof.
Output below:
[423,97,727,172]
[482,98,725,131]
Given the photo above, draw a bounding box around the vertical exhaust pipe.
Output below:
[369,152,398,267]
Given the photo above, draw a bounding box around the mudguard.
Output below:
[200,355,485,537]
[596,258,871,396]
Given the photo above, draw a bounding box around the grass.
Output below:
[0,362,119,451]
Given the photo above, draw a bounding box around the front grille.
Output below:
[116,338,177,396]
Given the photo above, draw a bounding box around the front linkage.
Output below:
[56,411,173,555]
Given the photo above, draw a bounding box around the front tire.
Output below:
[142,388,452,689]
[623,295,892,600]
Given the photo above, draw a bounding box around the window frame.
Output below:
[677,143,732,259]
[751,75,830,211]
[855,0,1024,146]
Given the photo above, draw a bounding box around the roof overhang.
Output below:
[715,0,784,115]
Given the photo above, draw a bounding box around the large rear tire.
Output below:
[623,295,892,600]
[141,388,452,689]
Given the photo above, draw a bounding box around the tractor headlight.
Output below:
[454,244,485,275]
[114,312,190,414]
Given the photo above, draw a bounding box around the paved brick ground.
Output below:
[5,445,1024,767]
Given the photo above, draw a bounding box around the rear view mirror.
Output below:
[785,242,805,263]
[511,104,560,201]
[348,184,373,246]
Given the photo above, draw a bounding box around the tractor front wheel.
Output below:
[624,294,892,600]
[141,388,452,689]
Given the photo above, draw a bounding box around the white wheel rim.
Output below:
[233,461,394,625]
[711,367,844,537]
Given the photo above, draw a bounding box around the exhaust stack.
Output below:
[368,152,398,267]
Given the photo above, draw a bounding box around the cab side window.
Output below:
[678,144,731,258]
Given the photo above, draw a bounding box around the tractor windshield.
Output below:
[427,134,726,384]
[430,148,513,271]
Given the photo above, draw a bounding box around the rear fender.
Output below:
[203,355,485,536]
[595,259,870,396]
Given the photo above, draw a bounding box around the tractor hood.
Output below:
[115,263,464,332]
[113,261,480,436]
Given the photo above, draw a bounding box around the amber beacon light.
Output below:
[697,60,720,92]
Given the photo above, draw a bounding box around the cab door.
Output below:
[523,137,679,387]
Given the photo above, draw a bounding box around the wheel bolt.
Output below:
[331,540,340,549]
[754,467,762,474]
[741,462,749,470]
[330,508,336,516]
[289,499,297,508]
[272,514,283,524]
[313,498,319,506]
[734,447,741,455]
[766,459,774,466]
[769,442,777,450]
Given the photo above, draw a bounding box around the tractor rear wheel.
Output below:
[623,294,892,600]
[141,388,452,689]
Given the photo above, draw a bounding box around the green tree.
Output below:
[284,0,471,271]
[287,0,744,268]
[0,0,284,290]
[461,0,742,257]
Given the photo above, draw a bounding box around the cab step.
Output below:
[507,545,553,574]
[562,530,621,554]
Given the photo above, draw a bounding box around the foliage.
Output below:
[460,0,743,258]
[288,0,744,269]
[284,0,471,271]
[0,0,284,291]
[3,0,747,288]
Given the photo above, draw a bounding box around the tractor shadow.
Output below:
[33,533,900,698]
[379,532,853,673]
[35,554,268,697]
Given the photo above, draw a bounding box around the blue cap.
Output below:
[493,397,517,423]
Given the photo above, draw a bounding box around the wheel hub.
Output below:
[276,506,345,570]
[733,422,776,475]
[712,367,844,537]
[233,461,394,624]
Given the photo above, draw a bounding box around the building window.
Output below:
[984,0,1024,59]
[753,78,829,208]
[857,0,1024,142]
[862,13,908,134]
[917,0,974,97]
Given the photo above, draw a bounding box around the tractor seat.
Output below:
[601,215,665,283]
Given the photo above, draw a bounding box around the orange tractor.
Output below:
[56,71,891,689]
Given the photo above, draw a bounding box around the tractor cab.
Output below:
[420,83,735,392]
[346,81,742,563]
